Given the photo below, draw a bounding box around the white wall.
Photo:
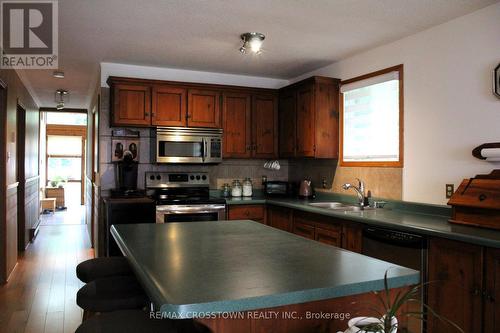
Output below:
[292,2,500,205]
[100,62,288,89]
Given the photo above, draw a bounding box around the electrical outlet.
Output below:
[445,184,454,199]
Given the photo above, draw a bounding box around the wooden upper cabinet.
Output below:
[278,90,296,158]
[152,86,187,126]
[427,238,483,333]
[112,83,151,126]
[222,93,252,158]
[252,94,278,158]
[278,76,340,159]
[187,89,221,128]
[221,91,278,159]
[296,85,315,157]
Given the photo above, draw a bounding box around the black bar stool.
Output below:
[75,310,211,333]
[76,257,133,283]
[77,276,149,320]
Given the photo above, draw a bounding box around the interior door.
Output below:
[296,85,315,157]
[152,86,187,126]
[187,89,221,128]
[278,90,297,157]
[252,94,278,158]
[222,93,251,158]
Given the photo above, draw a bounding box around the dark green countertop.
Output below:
[224,193,500,248]
[111,221,418,318]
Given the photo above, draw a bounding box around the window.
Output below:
[46,112,87,125]
[47,135,83,181]
[340,65,403,167]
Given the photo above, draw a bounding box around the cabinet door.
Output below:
[222,93,251,158]
[267,206,292,232]
[112,84,151,126]
[278,90,296,158]
[296,85,315,157]
[341,224,362,253]
[187,89,221,128]
[292,221,315,240]
[252,94,278,158]
[427,238,483,333]
[151,86,186,126]
[484,248,500,333]
[227,205,265,224]
[315,226,341,247]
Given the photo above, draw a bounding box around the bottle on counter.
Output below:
[242,177,253,197]
[221,183,231,198]
[231,179,242,197]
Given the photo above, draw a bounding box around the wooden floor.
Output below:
[0,224,94,333]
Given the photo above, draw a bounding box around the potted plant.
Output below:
[50,175,67,188]
[324,270,464,333]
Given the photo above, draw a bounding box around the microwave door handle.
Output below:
[203,138,208,161]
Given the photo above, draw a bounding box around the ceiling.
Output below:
[17,0,498,109]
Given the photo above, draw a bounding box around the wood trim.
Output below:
[39,107,88,113]
[25,175,40,184]
[339,64,404,168]
[107,76,278,95]
[47,154,82,158]
[7,182,19,190]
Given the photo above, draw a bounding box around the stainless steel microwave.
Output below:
[152,127,223,164]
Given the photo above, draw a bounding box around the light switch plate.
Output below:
[446,184,454,199]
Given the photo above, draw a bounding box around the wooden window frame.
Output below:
[339,64,404,168]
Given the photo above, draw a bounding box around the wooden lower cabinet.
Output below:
[427,238,483,333]
[266,206,292,232]
[292,211,344,248]
[227,205,265,224]
[484,248,500,333]
[341,223,363,253]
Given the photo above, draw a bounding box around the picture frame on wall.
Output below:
[494,63,500,98]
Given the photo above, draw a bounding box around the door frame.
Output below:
[16,102,26,251]
[45,123,87,206]
[0,79,8,282]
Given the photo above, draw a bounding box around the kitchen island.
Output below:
[111,221,419,332]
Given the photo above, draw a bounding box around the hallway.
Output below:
[0,224,93,333]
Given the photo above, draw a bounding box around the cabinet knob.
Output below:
[478,194,487,201]
[471,287,481,296]
[483,290,495,303]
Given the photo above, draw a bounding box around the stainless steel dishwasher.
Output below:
[362,226,427,333]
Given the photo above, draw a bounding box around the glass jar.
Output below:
[231,180,242,197]
[242,177,253,197]
[221,183,231,198]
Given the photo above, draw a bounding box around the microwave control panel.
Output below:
[210,138,222,157]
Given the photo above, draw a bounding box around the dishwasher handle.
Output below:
[363,227,425,249]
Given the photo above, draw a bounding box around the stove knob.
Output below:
[196,175,201,180]
[202,175,207,180]
[190,175,195,180]
[149,175,155,180]
[156,175,161,180]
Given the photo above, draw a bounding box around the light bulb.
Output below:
[249,38,262,53]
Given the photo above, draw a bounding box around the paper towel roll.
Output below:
[481,148,500,161]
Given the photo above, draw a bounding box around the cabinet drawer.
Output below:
[315,227,341,247]
[293,221,315,240]
[228,205,265,221]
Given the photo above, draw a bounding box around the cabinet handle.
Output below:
[246,145,251,151]
[471,287,481,297]
[145,112,150,116]
[483,290,495,303]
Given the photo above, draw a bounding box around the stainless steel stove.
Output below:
[146,172,226,223]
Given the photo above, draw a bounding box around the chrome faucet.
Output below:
[342,178,367,208]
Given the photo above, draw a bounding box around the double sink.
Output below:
[308,202,376,212]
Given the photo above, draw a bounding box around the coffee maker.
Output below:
[110,135,144,198]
